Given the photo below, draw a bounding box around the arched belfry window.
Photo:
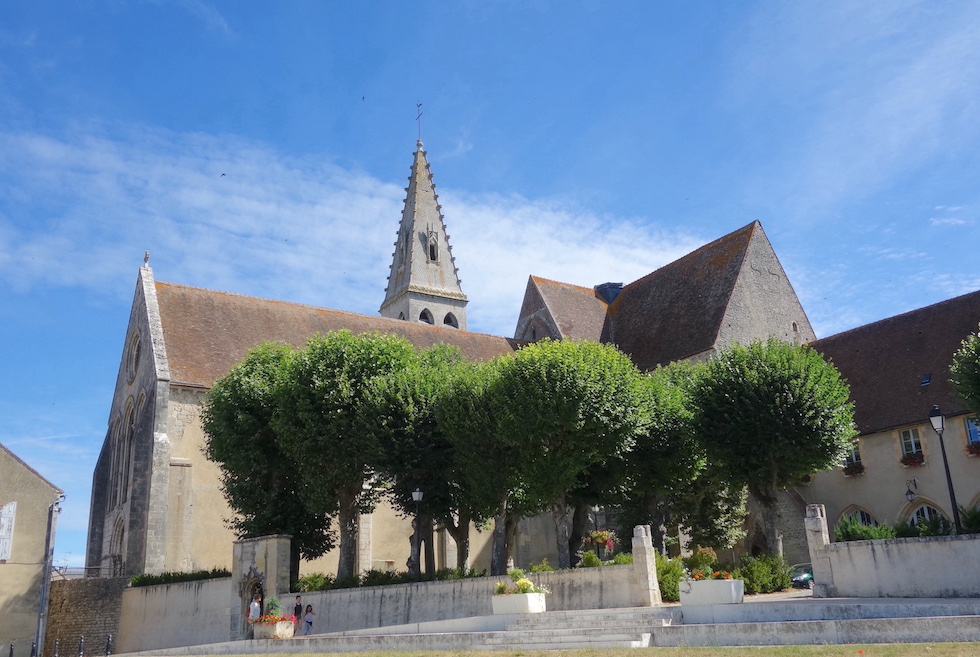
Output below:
[427,231,439,261]
[398,312,406,321]
[419,309,434,324]
[443,313,458,328]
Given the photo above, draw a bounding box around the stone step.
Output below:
[512,617,673,630]
[475,631,651,651]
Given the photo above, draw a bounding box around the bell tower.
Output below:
[380,140,468,330]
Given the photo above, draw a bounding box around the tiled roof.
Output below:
[812,289,980,435]
[529,276,608,340]
[154,282,519,388]
[609,222,757,371]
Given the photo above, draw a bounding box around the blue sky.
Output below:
[2,1,979,569]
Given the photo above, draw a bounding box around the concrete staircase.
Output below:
[474,607,681,650]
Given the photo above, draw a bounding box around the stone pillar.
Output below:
[803,504,835,598]
[630,525,661,607]
[230,535,292,640]
[358,512,372,573]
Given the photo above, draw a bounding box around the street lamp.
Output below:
[929,405,963,534]
[905,479,917,503]
[412,488,423,580]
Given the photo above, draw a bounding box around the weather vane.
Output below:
[416,102,423,142]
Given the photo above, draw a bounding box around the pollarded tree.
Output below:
[201,342,332,587]
[365,344,492,575]
[491,339,645,569]
[692,339,857,556]
[952,324,980,413]
[274,331,418,582]
[435,358,536,575]
[614,361,746,555]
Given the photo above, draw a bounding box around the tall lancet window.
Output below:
[427,231,439,261]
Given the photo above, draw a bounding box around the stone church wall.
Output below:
[45,578,127,657]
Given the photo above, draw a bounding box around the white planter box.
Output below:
[491,592,547,614]
[679,579,744,605]
[253,620,296,639]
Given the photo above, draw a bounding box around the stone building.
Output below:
[802,290,980,538]
[0,443,63,657]
[85,138,980,579]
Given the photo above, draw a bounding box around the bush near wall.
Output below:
[130,567,231,587]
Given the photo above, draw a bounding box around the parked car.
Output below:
[790,563,813,589]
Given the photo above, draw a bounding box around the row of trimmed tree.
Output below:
[202,332,858,583]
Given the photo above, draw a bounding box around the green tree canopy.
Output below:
[274,330,418,581]
[952,324,980,414]
[201,342,332,586]
[490,339,645,568]
[692,339,857,556]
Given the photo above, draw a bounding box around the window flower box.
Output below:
[967,443,980,457]
[842,462,865,476]
[680,578,744,605]
[900,452,925,467]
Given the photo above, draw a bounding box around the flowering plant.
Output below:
[689,568,732,581]
[900,452,925,467]
[583,530,616,552]
[968,442,980,457]
[710,571,733,580]
[249,597,297,625]
[494,569,549,595]
[842,462,865,476]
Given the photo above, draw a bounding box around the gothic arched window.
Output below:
[443,313,458,328]
[427,231,439,261]
[419,309,434,324]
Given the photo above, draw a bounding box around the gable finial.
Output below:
[416,102,423,146]
[143,250,151,266]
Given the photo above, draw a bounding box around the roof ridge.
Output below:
[529,275,603,297]
[0,442,64,494]
[814,286,980,345]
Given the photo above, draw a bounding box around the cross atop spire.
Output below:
[380,141,468,330]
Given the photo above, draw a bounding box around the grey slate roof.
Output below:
[812,289,980,435]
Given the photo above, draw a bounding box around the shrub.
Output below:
[296,572,332,591]
[656,553,685,602]
[834,517,896,541]
[612,552,633,565]
[733,555,791,594]
[530,559,556,573]
[361,569,415,587]
[580,550,603,568]
[131,567,231,587]
[683,546,718,572]
[893,522,920,538]
[917,515,952,537]
[959,505,980,534]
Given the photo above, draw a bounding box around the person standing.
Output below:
[293,595,303,634]
[303,605,316,636]
[246,593,262,639]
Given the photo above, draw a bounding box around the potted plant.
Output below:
[249,597,296,639]
[491,569,549,614]
[900,452,925,467]
[583,530,617,560]
[680,569,744,605]
[842,462,865,476]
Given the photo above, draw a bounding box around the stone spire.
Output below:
[380,140,468,330]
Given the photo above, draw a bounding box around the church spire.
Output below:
[380,140,468,330]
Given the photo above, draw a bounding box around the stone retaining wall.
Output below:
[45,577,128,657]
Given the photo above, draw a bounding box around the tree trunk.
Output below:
[407,515,421,579]
[336,487,360,582]
[445,512,471,571]
[568,503,589,567]
[751,485,784,557]
[505,512,520,570]
[552,495,572,569]
[646,494,670,556]
[490,496,509,576]
[289,540,301,592]
[423,513,436,576]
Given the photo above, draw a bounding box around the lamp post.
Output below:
[412,488,423,580]
[929,405,963,534]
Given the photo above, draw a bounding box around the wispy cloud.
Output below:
[0,123,703,338]
[930,217,971,226]
[140,0,233,36]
